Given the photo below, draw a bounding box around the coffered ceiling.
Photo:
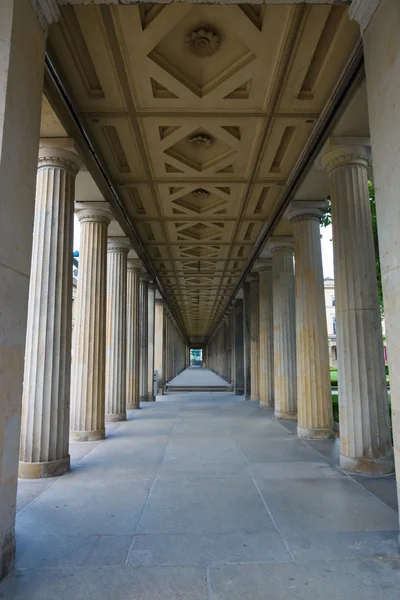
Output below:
[47,2,359,341]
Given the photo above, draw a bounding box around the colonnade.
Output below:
[208,143,393,477]
[18,141,188,483]
[1,0,400,582]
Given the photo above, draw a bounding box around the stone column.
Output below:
[355,0,400,525]
[105,238,130,422]
[126,259,141,410]
[243,282,252,399]
[321,141,393,474]
[268,238,297,419]
[0,0,47,579]
[154,299,165,394]
[288,201,334,438]
[232,299,245,395]
[147,281,156,401]
[139,274,150,401]
[249,273,260,401]
[258,260,274,408]
[70,206,111,441]
[19,141,80,479]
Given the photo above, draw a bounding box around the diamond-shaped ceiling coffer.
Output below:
[148,11,256,98]
[164,127,236,173]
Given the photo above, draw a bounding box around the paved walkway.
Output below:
[1,393,399,599]
[168,366,230,388]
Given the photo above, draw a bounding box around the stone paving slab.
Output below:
[2,392,399,599]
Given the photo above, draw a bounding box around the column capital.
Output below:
[140,273,152,283]
[107,237,131,254]
[320,137,371,174]
[76,204,113,225]
[255,258,272,272]
[267,236,294,254]
[286,200,329,224]
[246,271,259,284]
[38,138,81,174]
[127,258,142,272]
[349,0,381,34]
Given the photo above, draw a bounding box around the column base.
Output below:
[250,394,260,401]
[126,402,140,410]
[297,426,335,440]
[340,453,394,476]
[275,410,297,420]
[147,395,156,402]
[0,534,15,581]
[260,401,274,409]
[105,413,126,422]
[70,429,105,442]
[18,455,70,479]
[234,387,244,395]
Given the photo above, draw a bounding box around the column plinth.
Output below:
[268,238,297,420]
[321,143,393,474]
[19,144,80,478]
[257,260,274,408]
[70,206,111,442]
[126,259,141,410]
[288,202,334,439]
[105,238,130,422]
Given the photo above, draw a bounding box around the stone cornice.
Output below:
[349,0,381,34]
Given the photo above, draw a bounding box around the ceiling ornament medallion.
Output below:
[187,134,213,149]
[191,189,210,199]
[185,29,220,58]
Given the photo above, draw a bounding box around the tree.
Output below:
[321,182,384,314]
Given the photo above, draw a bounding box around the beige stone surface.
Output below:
[105,238,130,421]
[139,275,150,401]
[19,143,80,479]
[258,261,274,408]
[147,282,156,401]
[268,239,297,420]
[249,274,260,401]
[126,260,141,410]
[154,299,165,394]
[0,0,46,579]
[363,0,400,524]
[46,3,359,340]
[70,207,111,441]
[288,202,333,439]
[321,142,393,474]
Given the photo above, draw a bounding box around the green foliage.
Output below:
[321,183,384,315]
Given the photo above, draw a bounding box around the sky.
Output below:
[74,216,335,280]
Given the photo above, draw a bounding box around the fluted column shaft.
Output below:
[155,299,165,394]
[105,238,130,422]
[258,262,274,408]
[249,274,260,401]
[289,203,333,438]
[269,240,297,419]
[139,276,150,401]
[19,145,80,478]
[147,282,156,401]
[126,260,141,410]
[243,282,252,399]
[70,207,111,441]
[322,144,393,474]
